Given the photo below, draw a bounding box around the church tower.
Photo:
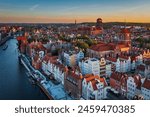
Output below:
[96,18,103,29]
[75,19,77,25]
[120,28,131,48]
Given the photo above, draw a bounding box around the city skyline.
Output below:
[0,0,150,23]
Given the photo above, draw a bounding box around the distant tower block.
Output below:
[96,18,103,29]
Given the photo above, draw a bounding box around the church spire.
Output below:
[75,19,77,25]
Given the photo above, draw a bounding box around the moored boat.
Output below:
[3,44,8,50]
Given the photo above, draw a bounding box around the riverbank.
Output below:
[19,53,72,100]
[0,39,48,100]
[0,36,13,46]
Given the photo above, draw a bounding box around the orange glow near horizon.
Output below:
[0,16,150,23]
[0,10,150,23]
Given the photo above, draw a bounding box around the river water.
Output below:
[0,39,48,100]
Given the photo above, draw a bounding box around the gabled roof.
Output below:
[90,43,115,52]
[84,74,99,83]
[91,80,98,90]
[107,57,117,62]
[110,72,126,82]
[120,28,130,33]
[33,54,39,61]
[142,79,150,90]
[68,71,83,80]
[133,75,142,90]
[29,41,46,51]
[119,55,129,60]
[99,77,107,87]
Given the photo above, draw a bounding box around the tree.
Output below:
[85,39,97,46]
[76,41,89,50]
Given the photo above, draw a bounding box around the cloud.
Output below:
[30,4,39,11]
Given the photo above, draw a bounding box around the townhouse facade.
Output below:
[137,64,150,78]
[82,74,107,100]
[79,58,100,76]
[62,50,84,67]
[110,72,128,97]
[127,75,142,99]
[64,71,83,99]
[41,54,67,85]
[141,79,150,100]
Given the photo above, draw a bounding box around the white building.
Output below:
[42,59,50,76]
[136,54,143,66]
[137,64,150,78]
[106,63,112,77]
[79,58,100,76]
[127,76,137,99]
[63,50,84,67]
[141,79,150,100]
[42,54,67,85]
[107,56,132,73]
[82,74,107,100]
[127,75,143,99]
[53,64,67,85]
[131,60,136,70]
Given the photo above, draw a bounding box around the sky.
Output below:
[0,0,150,23]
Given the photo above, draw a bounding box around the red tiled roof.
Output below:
[120,28,130,33]
[68,72,82,80]
[117,43,129,49]
[110,72,126,81]
[120,74,128,87]
[29,41,46,51]
[107,57,117,62]
[90,43,116,52]
[84,74,99,83]
[43,54,58,65]
[131,56,136,61]
[78,27,91,31]
[96,27,102,30]
[119,55,129,60]
[54,62,66,71]
[91,80,98,90]
[43,55,50,63]
[17,36,27,41]
[99,77,107,87]
[33,55,39,61]
[142,79,150,90]
[133,75,142,90]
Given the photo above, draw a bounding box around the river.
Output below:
[0,39,48,100]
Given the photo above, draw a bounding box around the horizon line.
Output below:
[0,21,150,24]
